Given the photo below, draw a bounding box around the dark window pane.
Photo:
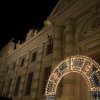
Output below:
[20,58,25,67]
[31,52,37,62]
[46,44,52,55]
[0,81,5,96]
[12,63,16,70]
[25,72,33,95]
[14,76,21,96]
[42,66,51,94]
[6,79,12,96]
[6,66,9,73]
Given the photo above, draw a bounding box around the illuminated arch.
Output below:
[45,55,100,99]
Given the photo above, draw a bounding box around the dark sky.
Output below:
[0,0,59,49]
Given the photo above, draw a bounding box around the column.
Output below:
[61,74,75,100]
[52,25,64,69]
[64,19,74,57]
[61,19,75,100]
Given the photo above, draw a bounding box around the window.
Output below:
[14,76,21,96]
[20,58,25,67]
[12,63,16,71]
[25,72,33,95]
[46,44,52,55]
[1,81,5,96]
[31,52,37,62]
[6,79,12,96]
[6,66,9,73]
[42,66,51,94]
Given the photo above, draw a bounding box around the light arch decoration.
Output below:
[45,55,100,100]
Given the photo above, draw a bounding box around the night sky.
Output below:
[0,0,59,50]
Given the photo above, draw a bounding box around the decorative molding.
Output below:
[81,18,100,40]
[49,0,78,19]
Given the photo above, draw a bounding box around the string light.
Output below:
[45,55,100,96]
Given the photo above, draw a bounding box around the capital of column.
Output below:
[64,19,74,26]
[64,19,74,32]
[53,25,64,38]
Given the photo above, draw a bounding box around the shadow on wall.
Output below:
[0,96,12,100]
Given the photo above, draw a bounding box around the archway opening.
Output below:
[56,72,88,100]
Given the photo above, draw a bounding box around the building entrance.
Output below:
[45,55,100,100]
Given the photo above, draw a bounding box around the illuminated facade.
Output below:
[0,0,100,100]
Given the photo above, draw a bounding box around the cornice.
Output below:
[3,24,53,59]
[77,33,100,47]
[48,0,100,24]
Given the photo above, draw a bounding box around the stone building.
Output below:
[0,0,100,100]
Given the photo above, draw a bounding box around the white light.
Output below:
[45,55,100,95]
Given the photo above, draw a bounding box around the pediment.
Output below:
[49,0,76,18]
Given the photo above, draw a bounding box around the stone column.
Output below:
[64,19,74,57]
[60,19,75,100]
[61,73,75,100]
[52,26,64,69]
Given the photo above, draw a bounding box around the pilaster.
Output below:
[64,19,74,57]
[52,26,64,69]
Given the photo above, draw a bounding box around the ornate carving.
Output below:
[25,28,37,41]
[81,18,100,40]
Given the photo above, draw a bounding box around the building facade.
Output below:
[0,0,100,100]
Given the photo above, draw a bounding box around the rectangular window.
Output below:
[6,66,9,73]
[25,72,33,95]
[12,63,16,71]
[14,76,21,96]
[42,66,51,94]
[20,58,25,67]
[31,52,37,62]
[46,44,52,55]
[6,79,12,96]
[1,81,5,96]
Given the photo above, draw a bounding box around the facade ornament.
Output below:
[34,29,37,35]
[44,20,52,26]
[10,37,14,42]
[25,29,34,41]
[81,18,100,40]
[47,34,53,46]
[45,55,100,99]
[9,37,14,44]
[25,28,38,41]
[16,40,21,48]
